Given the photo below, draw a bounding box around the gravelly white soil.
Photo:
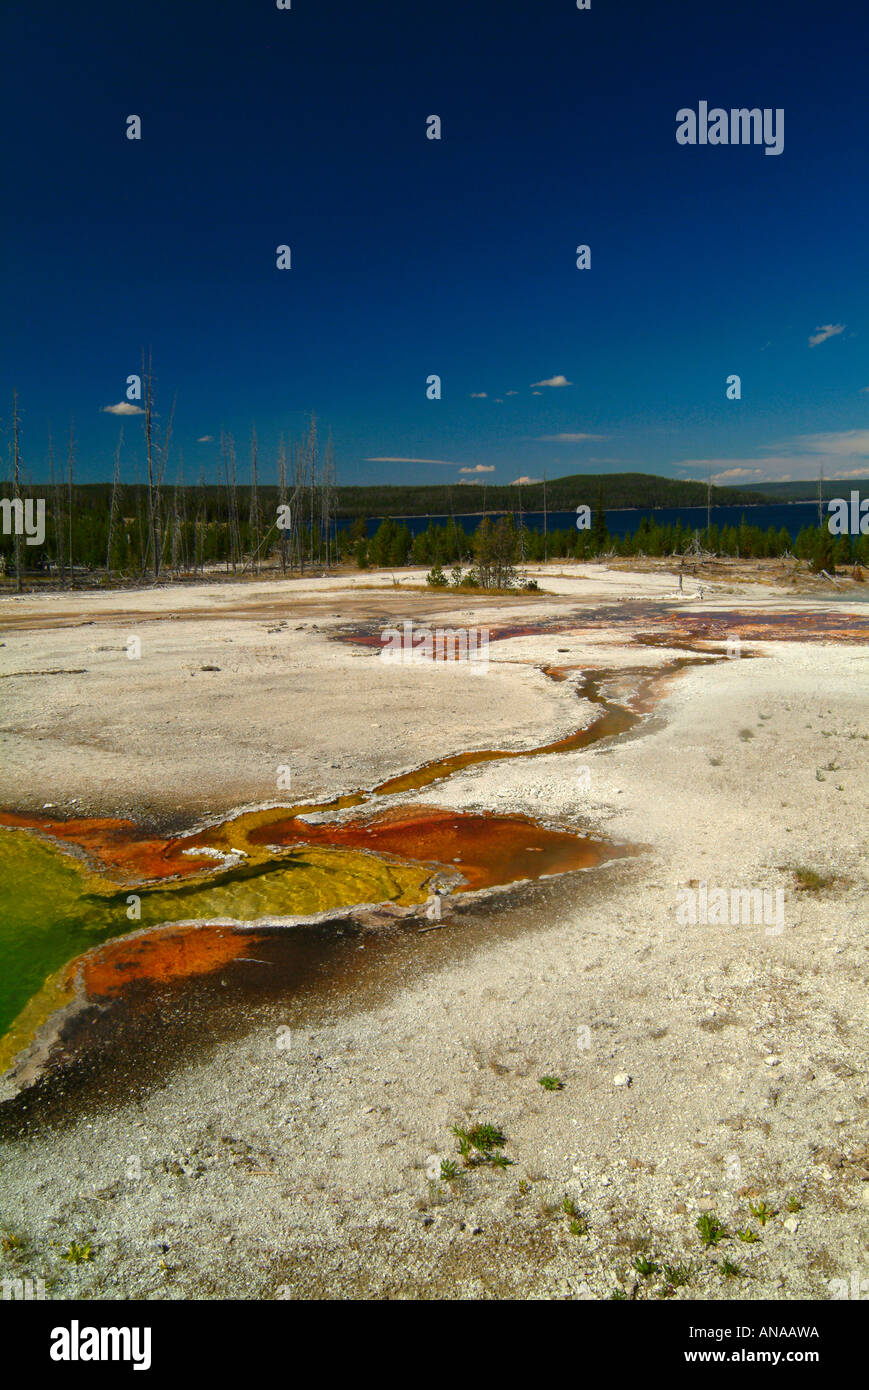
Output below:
[0,563,866,1300]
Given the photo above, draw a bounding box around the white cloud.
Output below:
[530,375,572,388]
[469,392,488,398]
[675,446,869,485]
[766,429,869,457]
[197,434,215,443]
[101,402,144,416]
[809,323,845,347]
[459,464,495,474]
[510,475,542,485]
[365,456,464,466]
[505,390,519,396]
[536,432,606,443]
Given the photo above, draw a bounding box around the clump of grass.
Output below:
[562,1200,589,1234]
[538,1075,564,1091]
[736,1226,760,1243]
[1,1231,25,1254]
[708,755,723,766]
[696,1213,728,1247]
[451,1122,509,1168]
[661,1262,692,1288]
[609,1288,629,1300]
[634,1254,660,1277]
[720,1258,743,1279]
[738,728,755,741]
[789,866,835,893]
[786,1195,803,1213]
[748,1200,776,1226]
[439,1159,459,1182]
[61,1239,94,1264]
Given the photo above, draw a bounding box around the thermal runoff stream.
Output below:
[0,662,653,1083]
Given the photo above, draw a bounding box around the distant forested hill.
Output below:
[748,480,869,502]
[332,472,768,517]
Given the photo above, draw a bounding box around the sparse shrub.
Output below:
[61,1240,94,1264]
[696,1213,728,1247]
[748,1200,776,1226]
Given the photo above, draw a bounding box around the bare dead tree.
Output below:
[48,428,65,586]
[249,425,261,575]
[12,390,22,592]
[67,419,75,588]
[220,429,242,571]
[306,413,318,567]
[321,431,337,569]
[105,426,124,573]
[142,349,160,578]
[278,435,289,575]
[195,464,207,573]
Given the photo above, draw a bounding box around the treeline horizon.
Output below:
[359,511,868,574]
[0,472,775,520]
[3,482,865,582]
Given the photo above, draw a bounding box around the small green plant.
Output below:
[609,1288,628,1300]
[719,1259,743,1279]
[61,1240,94,1264]
[449,566,464,587]
[466,1122,506,1151]
[661,1263,692,1288]
[633,1254,660,1277]
[517,1180,529,1196]
[569,1217,589,1236]
[738,728,755,741]
[1,1231,25,1253]
[790,866,834,893]
[426,564,448,588]
[748,1200,776,1226]
[708,755,723,766]
[538,1075,564,1091]
[786,1195,803,1213]
[736,1226,760,1243]
[451,1121,508,1167]
[696,1213,728,1247]
[439,1159,459,1181]
[562,1196,578,1217]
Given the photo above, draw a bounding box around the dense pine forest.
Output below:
[2,480,865,586]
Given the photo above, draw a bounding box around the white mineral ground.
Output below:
[0,561,866,1299]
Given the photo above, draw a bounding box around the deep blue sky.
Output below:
[2,0,868,488]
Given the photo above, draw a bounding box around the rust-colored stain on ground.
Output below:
[655,610,869,644]
[245,805,633,890]
[0,811,219,883]
[75,923,264,998]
